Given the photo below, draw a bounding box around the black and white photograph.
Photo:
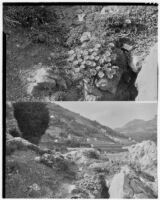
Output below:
[5,102,157,198]
[2,2,159,199]
[4,3,158,101]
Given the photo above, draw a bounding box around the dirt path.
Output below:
[109,171,125,198]
[109,165,130,198]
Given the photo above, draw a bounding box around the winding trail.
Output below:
[109,166,130,198]
[109,171,125,198]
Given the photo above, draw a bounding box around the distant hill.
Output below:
[6,102,131,151]
[45,103,129,144]
[115,115,157,142]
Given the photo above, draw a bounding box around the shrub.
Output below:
[3,5,55,28]
[13,102,49,144]
[83,149,100,159]
[3,5,68,46]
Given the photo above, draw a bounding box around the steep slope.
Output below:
[6,102,131,152]
[115,115,157,142]
[40,102,130,149]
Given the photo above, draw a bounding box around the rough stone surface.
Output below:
[127,140,157,176]
[109,165,157,199]
[136,43,158,101]
[65,148,100,166]
[80,32,91,43]
[21,64,57,95]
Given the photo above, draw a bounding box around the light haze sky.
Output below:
[55,102,157,129]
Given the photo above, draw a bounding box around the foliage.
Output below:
[3,5,68,46]
[3,6,55,27]
[13,102,49,144]
[65,5,158,100]
[67,5,158,49]
[67,41,120,83]
[66,24,85,47]
[83,149,100,159]
[5,152,62,198]
[65,138,90,148]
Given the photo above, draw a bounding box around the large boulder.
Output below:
[136,43,158,101]
[65,148,100,166]
[21,63,67,99]
[80,32,91,43]
[109,165,157,199]
[88,160,121,176]
[127,140,157,177]
[21,64,56,95]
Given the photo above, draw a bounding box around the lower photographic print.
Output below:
[4,102,157,198]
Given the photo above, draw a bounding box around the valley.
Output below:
[5,102,158,198]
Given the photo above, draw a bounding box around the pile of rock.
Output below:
[88,160,121,175]
[35,152,72,172]
[64,148,110,198]
[65,148,100,166]
[21,63,67,100]
[121,140,158,198]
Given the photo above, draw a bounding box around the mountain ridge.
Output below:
[115,115,157,142]
[46,103,129,142]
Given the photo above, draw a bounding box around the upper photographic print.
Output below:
[4,3,158,101]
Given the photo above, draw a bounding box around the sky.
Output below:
[55,102,157,129]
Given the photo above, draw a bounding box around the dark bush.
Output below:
[13,102,49,144]
[3,5,68,46]
[83,149,100,159]
[65,138,91,148]
[3,5,56,28]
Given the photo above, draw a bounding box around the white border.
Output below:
[0,1,159,200]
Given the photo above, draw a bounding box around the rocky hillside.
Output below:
[4,4,158,101]
[115,115,157,142]
[5,102,157,198]
[5,135,157,198]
